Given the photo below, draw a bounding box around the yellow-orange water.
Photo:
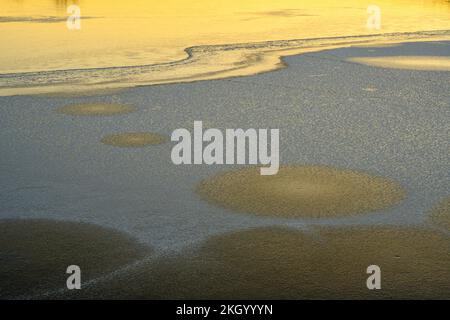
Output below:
[1,0,450,95]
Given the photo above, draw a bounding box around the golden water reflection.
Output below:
[1,0,450,74]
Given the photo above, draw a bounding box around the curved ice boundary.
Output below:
[1,30,450,96]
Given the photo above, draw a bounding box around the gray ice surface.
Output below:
[0,41,449,252]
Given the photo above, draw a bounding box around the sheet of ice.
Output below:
[0,41,449,251]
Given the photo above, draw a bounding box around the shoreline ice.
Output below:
[2,30,450,96]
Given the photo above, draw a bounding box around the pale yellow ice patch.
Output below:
[196,166,406,218]
[56,103,135,116]
[101,132,168,147]
[348,56,450,71]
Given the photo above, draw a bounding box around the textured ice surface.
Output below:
[0,41,449,252]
